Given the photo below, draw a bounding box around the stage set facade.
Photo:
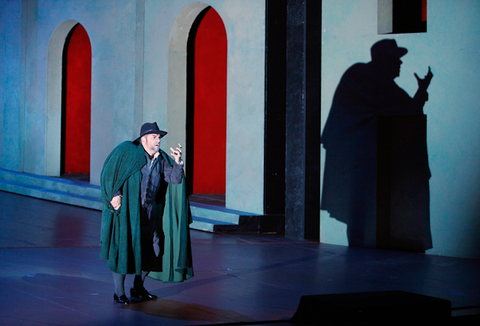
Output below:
[1,0,479,260]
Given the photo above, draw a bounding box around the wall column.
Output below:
[285,0,321,240]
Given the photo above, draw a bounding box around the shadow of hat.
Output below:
[371,39,408,61]
[134,122,167,142]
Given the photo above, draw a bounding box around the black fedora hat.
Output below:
[134,122,167,142]
[370,39,408,61]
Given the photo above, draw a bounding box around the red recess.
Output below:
[193,9,227,194]
[422,0,427,22]
[64,24,91,174]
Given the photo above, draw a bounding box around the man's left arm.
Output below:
[163,143,184,184]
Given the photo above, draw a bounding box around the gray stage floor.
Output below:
[1,191,479,325]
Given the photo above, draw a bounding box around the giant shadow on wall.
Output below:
[321,39,433,252]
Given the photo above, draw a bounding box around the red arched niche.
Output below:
[62,24,91,175]
[191,8,227,194]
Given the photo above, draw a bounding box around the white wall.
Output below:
[321,0,480,259]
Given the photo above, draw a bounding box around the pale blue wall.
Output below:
[143,0,266,214]
[0,0,266,214]
[0,0,153,179]
[0,0,122,179]
[1,0,23,172]
[321,0,480,259]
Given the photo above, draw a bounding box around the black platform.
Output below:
[292,291,451,325]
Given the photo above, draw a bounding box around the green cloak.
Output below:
[100,141,193,282]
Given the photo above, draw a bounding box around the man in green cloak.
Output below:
[100,122,193,305]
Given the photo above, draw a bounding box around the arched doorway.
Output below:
[61,24,92,180]
[186,7,227,196]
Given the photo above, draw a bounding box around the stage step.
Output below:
[0,169,272,233]
[0,169,103,210]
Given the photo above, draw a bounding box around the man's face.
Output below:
[141,133,161,155]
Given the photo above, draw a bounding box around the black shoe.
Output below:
[130,287,157,301]
[113,293,130,305]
